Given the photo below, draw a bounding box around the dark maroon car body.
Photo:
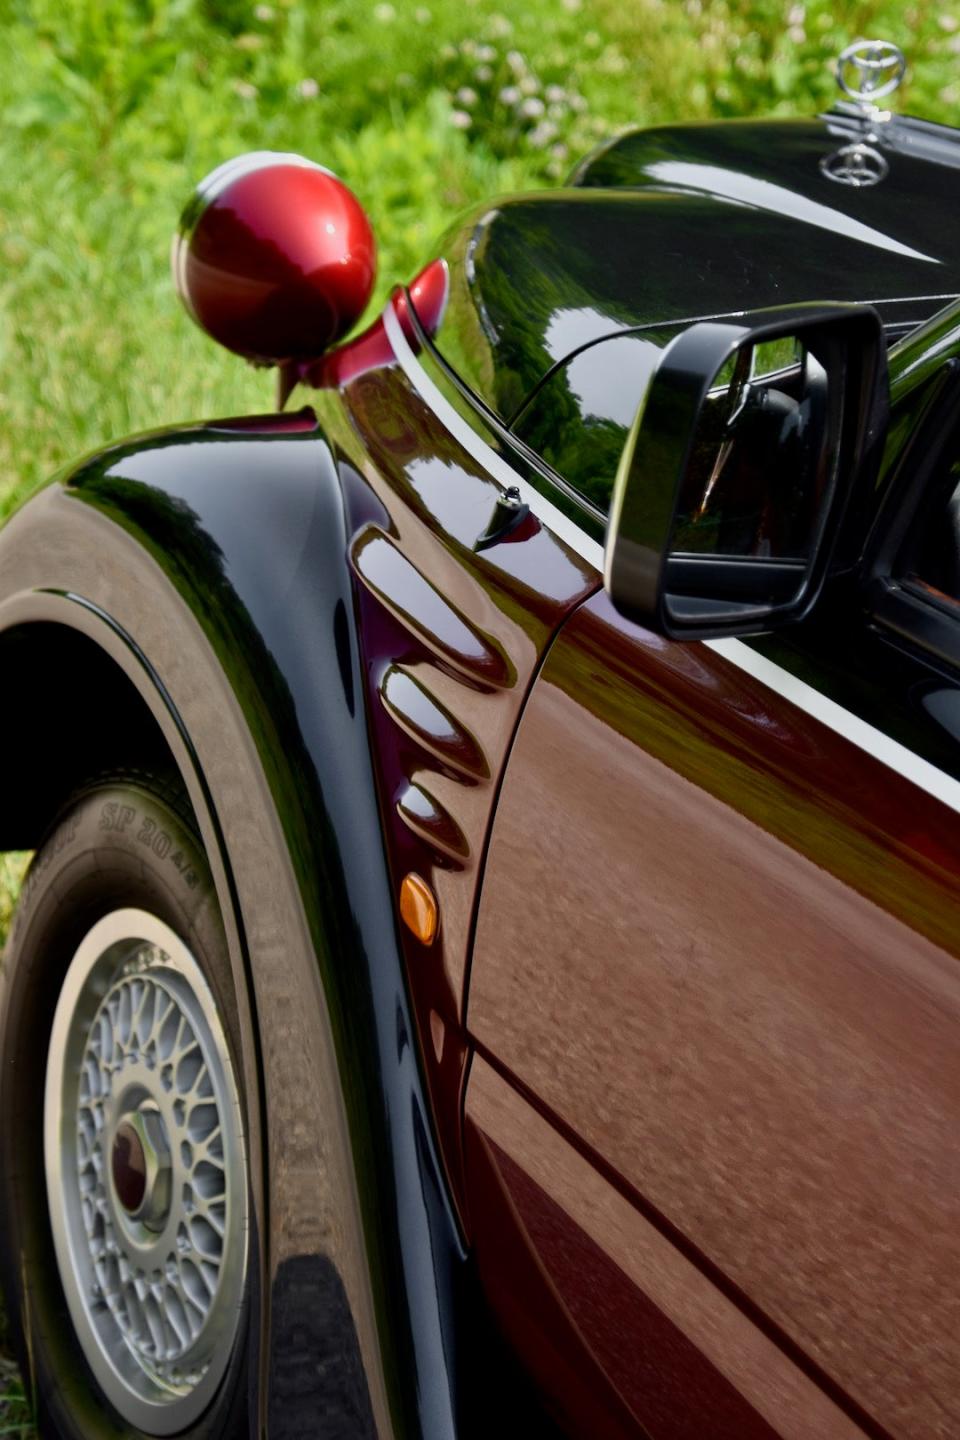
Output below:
[1,73,959,1440]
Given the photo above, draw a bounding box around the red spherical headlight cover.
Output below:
[173,152,377,364]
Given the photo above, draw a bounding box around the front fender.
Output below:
[0,413,475,1438]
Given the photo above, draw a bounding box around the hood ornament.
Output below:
[835,39,905,116]
[820,142,889,187]
[820,39,904,186]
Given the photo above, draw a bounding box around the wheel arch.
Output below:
[0,619,184,851]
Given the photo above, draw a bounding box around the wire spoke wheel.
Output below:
[44,908,248,1435]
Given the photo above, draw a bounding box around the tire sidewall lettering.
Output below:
[96,800,200,888]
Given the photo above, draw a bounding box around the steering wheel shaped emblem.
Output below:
[820,142,889,188]
[836,39,906,107]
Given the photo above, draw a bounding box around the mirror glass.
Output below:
[666,335,833,615]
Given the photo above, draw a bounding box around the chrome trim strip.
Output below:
[383,298,960,818]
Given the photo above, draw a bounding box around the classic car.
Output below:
[0,34,957,1440]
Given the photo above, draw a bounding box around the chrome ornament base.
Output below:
[44,910,247,1435]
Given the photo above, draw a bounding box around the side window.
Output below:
[511,330,676,514]
[868,420,960,674]
[908,469,960,608]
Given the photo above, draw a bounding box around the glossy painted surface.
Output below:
[426,113,960,425]
[465,1058,863,1440]
[173,154,376,362]
[467,581,960,1438]
[0,243,602,1428]
[306,313,597,1195]
[278,258,449,404]
[0,410,551,1438]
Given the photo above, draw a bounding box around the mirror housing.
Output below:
[604,303,888,640]
[172,152,376,365]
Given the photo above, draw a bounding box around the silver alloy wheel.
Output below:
[44,909,248,1435]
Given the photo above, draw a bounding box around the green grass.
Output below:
[0,0,957,524]
[0,856,32,1429]
[0,856,29,954]
[0,1287,34,1438]
[0,0,957,1423]
[0,1366,32,1438]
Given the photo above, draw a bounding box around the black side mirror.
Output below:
[604,303,888,639]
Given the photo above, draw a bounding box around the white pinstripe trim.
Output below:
[704,637,960,815]
[383,299,960,818]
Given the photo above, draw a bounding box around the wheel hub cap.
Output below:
[111,1110,172,1229]
[112,1119,148,1213]
[44,909,248,1435]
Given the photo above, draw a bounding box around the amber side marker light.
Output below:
[400,873,438,945]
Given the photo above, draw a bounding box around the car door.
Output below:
[463,366,960,1438]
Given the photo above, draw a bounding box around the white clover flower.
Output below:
[456,86,478,106]
[487,15,512,38]
[545,84,566,103]
[569,92,588,112]
[584,30,601,48]
[527,120,558,147]
[519,73,539,95]
[506,49,526,73]
[787,3,805,21]
[787,24,805,42]
[561,0,582,10]
[475,64,493,82]
[939,11,959,28]
[254,3,275,19]
[450,109,472,129]
[415,5,431,19]
[547,102,566,121]
[297,77,319,98]
[498,84,521,105]
[373,2,395,20]
[232,79,259,99]
[550,141,569,158]
[519,96,545,118]
[476,43,496,61]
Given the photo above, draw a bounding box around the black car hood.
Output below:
[426,113,960,423]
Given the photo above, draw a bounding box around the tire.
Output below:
[0,774,252,1440]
